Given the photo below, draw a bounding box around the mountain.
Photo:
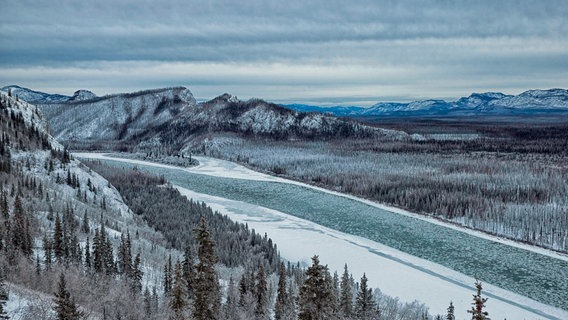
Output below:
[37,86,197,149]
[283,89,568,117]
[11,87,411,152]
[1,85,71,103]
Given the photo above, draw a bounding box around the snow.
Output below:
[172,187,566,319]
[74,153,568,319]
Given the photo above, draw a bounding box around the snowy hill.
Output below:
[37,86,197,148]
[0,85,71,103]
[284,89,568,117]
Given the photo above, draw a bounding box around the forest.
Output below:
[202,117,568,253]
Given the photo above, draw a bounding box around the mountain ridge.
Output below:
[284,88,568,117]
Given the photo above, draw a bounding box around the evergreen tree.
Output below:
[254,265,269,319]
[170,261,187,320]
[193,217,221,320]
[298,255,334,320]
[468,280,490,320]
[43,234,52,270]
[354,273,378,320]
[182,244,195,299]
[10,195,32,256]
[81,211,89,234]
[446,301,455,320]
[274,262,288,320]
[339,264,353,318]
[223,276,239,320]
[53,273,83,320]
[53,213,64,261]
[84,237,91,270]
[0,271,9,320]
[131,252,143,292]
[163,255,173,295]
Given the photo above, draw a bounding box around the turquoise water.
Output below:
[102,160,568,312]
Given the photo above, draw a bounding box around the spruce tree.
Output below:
[163,255,173,295]
[182,244,195,299]
[298,255,334,320]
[274,262,288,320]
[170,261,187,320]
[468,280,490,320]
[339,264,353,318]
[53,213,64,261]
[53,273,83,320]
[355,273,378,320]
[193,217,221,320]
[446,301,455,320]
[254,265,269,320]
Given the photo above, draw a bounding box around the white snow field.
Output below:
[74,153,568,319]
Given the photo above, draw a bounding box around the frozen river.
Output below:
[76,153,568,319]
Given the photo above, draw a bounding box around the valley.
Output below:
[1,85,567,319]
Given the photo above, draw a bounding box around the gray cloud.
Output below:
[1,0,567,103]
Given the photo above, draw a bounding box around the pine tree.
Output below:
[0,271,9,320]
[53,273,84,320]
[298,255,334,320]
[468,280,490,320]
[354,273,378,320]
[84,237,91,270]
[182,244,195,299]
[10,195,32,256]
[223,276,239,320]
[131,252,143,293]
[339,264,353,318]
[446,301,455,320]
[274,262,288,320]
[43,234,52,270]
[254,265,269,319]
[163,255,173,295]
[193,217,221,320]
[170,261,187,320]
[53,213,64,261]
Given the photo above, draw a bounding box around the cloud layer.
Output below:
[1,0,567,104]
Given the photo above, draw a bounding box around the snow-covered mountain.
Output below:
[1,85,71,103]
[4,86,411,151]
[37,87,197,147]
[284,89,568,117]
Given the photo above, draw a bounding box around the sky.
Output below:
[1,0,567,106]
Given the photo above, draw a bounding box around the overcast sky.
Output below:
[1,0,566,105]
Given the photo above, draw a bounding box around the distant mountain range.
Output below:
[284,89,568,117]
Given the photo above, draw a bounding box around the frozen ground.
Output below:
[75,153,568,319]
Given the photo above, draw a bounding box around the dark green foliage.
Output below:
[254,265,268,319]
[339,264,353,318]
[468,280,490,320]
[298,255,334,320]
[446,301,455,320]
[53,273,84,320]
[85,161,280,272]
[193,217,221,320]
[274,262,288,320]
[170,261,187,319]
[355,273,378,320]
